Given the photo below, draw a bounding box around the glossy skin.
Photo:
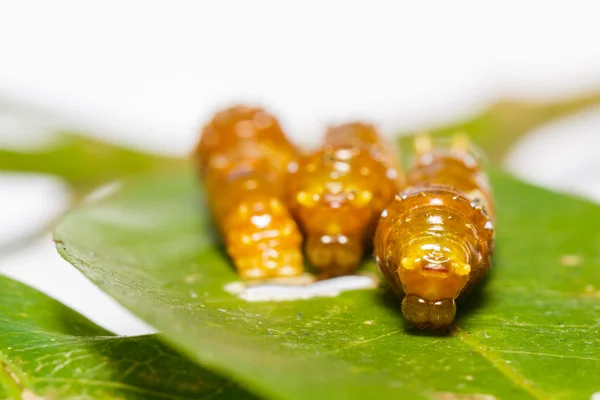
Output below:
[196,106,297,172]
[194,106,304,280]
[375,142,494,329]
[324,123,404,175]
[286,123,402,278]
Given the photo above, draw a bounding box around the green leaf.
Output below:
[0,274,256,399]
[54,166,600,400]
[0,133,185,253]
[398,91,600,164]
[3,91,600,189]
[0,133,183,195]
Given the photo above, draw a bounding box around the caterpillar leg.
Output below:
[402,295,456,330]
[305,234,364,279]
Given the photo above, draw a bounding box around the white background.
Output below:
[0,0,599,335]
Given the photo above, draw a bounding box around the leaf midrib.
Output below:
[0,350,34,400]
[452,326,549,400]
[31,377,229,400]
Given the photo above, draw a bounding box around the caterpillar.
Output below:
[286,123,403,278]
[194,106,305,280]
[374,135,495,329]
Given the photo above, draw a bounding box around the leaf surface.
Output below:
[0,133,182,195]
[55,166,600,400]
[0,275,255,399]
[397,91,600,164]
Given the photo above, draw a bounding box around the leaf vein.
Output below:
[321,329,402,355]
[32,377,213,400]
[494,349,600,362]
[452,325,550,400]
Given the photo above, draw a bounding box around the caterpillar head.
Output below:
[292,182,373,277]
[375,186,493,329]
[397,236,471,329]
[287,147,398,277]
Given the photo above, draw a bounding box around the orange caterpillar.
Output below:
[286,123,403,278]
[374,135,495,329]
[194,106,304,280]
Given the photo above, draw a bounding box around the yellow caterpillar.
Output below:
[194,106,304,280]
[375,135,494,329]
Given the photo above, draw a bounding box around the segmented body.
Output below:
[286,123,403,278]
[374,137,494,329]
[194,106,304,280]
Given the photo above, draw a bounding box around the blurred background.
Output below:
[0,0,599,335]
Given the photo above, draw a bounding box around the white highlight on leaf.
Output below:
[434,393,495,400]
[224,275,378,302]
[560,254,582,267]
[224,281,245,294]
[84,181,122,203]
[21,389,45,400]
[590,392,600,400]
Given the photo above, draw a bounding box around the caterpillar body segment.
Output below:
[286,123,403,278]
[196,106,296,173]
[324,123,404,179]
[375,135,494,329]
[194,106,304,280]
[408,134,495,217]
